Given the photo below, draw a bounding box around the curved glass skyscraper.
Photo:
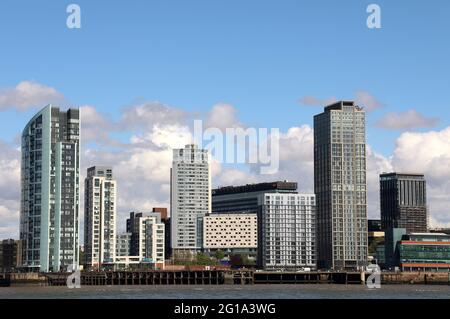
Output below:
[20,105,80,272]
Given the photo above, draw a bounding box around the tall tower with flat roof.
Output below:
[314,101,368,270]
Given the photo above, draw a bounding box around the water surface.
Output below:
[1,284,449,299]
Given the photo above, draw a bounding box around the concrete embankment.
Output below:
[381,272,450,285]
[0,273,48,287]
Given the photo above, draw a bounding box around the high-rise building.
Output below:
[212,182,316,271]
[170,144,211,253]
[126,212,165,264]
[314,101,368,270]
[84,166,117,269]
[380,173,428,233]
[20,105,80,272]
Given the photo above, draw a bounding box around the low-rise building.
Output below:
[398,233,450,272]
[0,239,23,272]
[203,213,258,259]
[212,182,316,271]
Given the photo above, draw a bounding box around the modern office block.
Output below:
[380,173,428,233]
[398,233,450,272]
[126,212,165,264]
[171,144,211,252]
[314,101,368,270]
[84,166,117,269]
[20,105,80,272]
[212,182,316,271]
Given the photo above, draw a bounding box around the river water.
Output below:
[1,284,449,299]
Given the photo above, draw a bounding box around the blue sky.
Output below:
[0,0,449,153]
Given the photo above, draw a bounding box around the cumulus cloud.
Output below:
[390,127,450,224]
[0,141,21,239]
[79,102,195,233]
[299,91,383,112]
[205,103,244,131]
[299,96,337,107]
[354,91,384,112]
[80,105,118,145]
[120,102,189,131]
[0,81,66,111]
[375,109,439,130]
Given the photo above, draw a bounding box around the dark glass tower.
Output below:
[380,173,428,233]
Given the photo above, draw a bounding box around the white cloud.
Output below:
[205,103,244,131]
[80,105,116,144]
[0,81,65,111]
[375,109,439,130]
[299,95,337,107]
[355,91,384,112]
[299,91,383,112]
[390,127,450,225]
[366,146,394,219]
[0,140,21,239]
[120,102,189,131]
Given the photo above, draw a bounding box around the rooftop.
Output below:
[212,181,298,196]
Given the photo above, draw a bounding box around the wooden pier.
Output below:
[5,270,450,286]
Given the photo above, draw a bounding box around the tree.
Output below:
[214,250,225,261]
[196,252,214,265]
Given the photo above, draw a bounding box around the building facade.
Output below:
[171,144,211,252]
[380,173,428,233]
[127,212,165,264]
[398,233,450,272]
[203,213,258,258]
[314,101,368,270]
[212,182,316,271]
[0,239,23,272]
[116,233,131,257]
[20,105,80,272]
[84,166,117,269]
[152,208,172,259]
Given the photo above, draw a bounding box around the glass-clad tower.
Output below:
[314,101,368,270]
[20,105,80,272]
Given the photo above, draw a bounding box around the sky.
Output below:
[0,0,449,239]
